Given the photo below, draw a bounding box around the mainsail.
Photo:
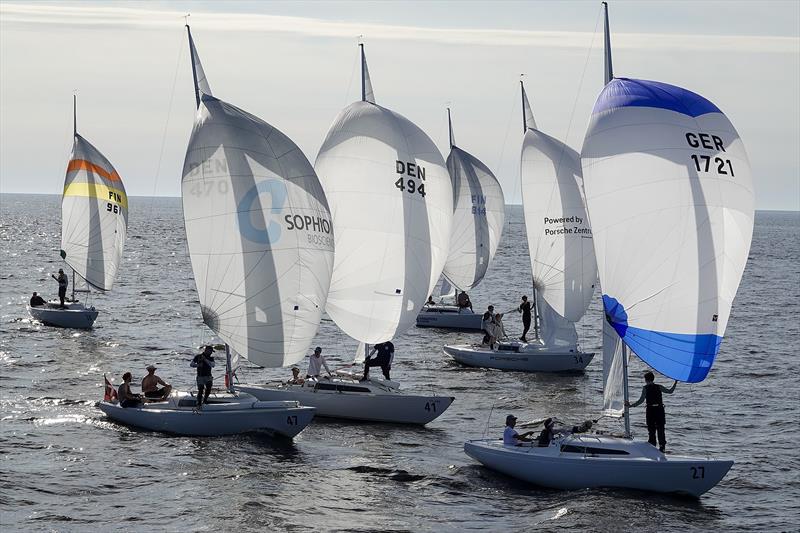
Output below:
[520,81,596,323]
[315,44,452,344]
[181,26,334,368]
[61,96,128,291]
[442,108,505,290]
[582,4,755,383]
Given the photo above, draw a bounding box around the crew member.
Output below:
[481,305,496,347]
[627,371,678,452]
[190,345,216,408]
[141,364,172,400]
[503,414,535,446]
[306,346,331,379]
[518,295,532,342]
[363,341,394,381]
[118,372,143,408]
[29,292,46,307]
[52,269,68,308]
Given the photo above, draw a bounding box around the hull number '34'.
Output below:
[395,160,426,198]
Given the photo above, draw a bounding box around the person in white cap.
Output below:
[141,364,172,401]
[503,414,536,446]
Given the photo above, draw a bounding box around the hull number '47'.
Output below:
[286,415,298,426]
[395,160,426,197]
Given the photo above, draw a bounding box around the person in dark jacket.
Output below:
[481,305,496,347]
[362,341,394,381]
[627,371,677,452]
[29,292,46,307]
[52,269,68,308]
[518,295,532,342]
[190,345,216,408]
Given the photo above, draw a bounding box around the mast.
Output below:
[602,1,613,85]
[73,94,77,136]
[360,43,366,102]
[71,269,75,302]
[531,281,541,340]
[447,107,455,148]
[622,343,631,437]
[520,80,526,131]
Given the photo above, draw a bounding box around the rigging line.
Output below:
[496,81,519,206]
[343,37,359,107]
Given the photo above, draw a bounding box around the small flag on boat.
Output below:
[104,374,118,402]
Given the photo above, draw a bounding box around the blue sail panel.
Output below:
[602,295,721,383]
[592,78,721,118]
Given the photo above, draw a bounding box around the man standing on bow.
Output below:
[627,371,678,452]
[52,269,68,308]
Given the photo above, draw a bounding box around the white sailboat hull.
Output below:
[416,305,484,330]
[464,435,732,498]
[443,341,593,372]
[28,301,98,329]
[237,378,454,425]
[97,391,314,438]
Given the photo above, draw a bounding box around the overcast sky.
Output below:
[1,0,798,210]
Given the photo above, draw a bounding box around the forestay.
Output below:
[61,130,128,291]
[582,78,754,382]
[181,27,334,368]
[442,109,505,290]
[520,81,596,322]
[315,45,452,344]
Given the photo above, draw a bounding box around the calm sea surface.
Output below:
[1,193,798,532]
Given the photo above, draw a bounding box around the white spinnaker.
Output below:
[520,91,596,322]
[601,319,625,417]
[442,145,505,290]
[61,134,128,291]
[581,78,754,382]
[182,94,334,368]
[316,101,452,343]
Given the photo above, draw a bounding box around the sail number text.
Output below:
[690,466,705,479]
[686,132,734,177]
[395,160,426,198]
[106,191,124,214]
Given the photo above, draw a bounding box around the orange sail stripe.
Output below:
[67,159,122,183]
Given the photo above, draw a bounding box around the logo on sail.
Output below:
[237,179,287,244]
[237,180,333,247]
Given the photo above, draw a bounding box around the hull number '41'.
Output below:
[395,160,426,197]
[424,402,437,412]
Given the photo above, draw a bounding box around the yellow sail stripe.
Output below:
[63,182,128,210]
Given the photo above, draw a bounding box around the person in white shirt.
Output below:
[503,414,535,446]
[306,346,332,379]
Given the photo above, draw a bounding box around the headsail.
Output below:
[520,81,596,322]
[582,4,755,383]
[315,44,452,344]
[601,320,625,417]
[442,109,505,290]
[61,96,128,291]
[181,27,334,368]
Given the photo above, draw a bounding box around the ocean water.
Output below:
[1,193,798,532]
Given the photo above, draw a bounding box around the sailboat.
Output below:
[443,81,596,372]
[28,96,127,329]
[416,108,505,331]
[464,2,754,497]
[98,25,325,437]
[238,44,455,425]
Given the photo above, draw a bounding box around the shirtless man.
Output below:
[141,365,172,401]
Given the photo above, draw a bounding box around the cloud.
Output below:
[1,2,797,54]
